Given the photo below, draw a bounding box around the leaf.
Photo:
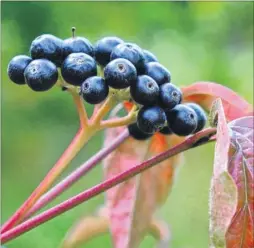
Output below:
[182,82,253,121]
[103,126,183,248]
[225,116,254,248]
[61,215,109,248]
[209,99,254,248]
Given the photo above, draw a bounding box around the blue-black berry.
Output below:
[186,103,207,133]
[30,34,63,66]
[166,104,198,136]
[95,36,124,66]
[137,106,166,134]
[159,83,182,109]
[128,122,153,140]
[111,43,145,73]
[62,36,94,59]
[104,58,137,89]
[61,53,97,86]
[81,76,109,104]
[24,59,58,92]
[145,62,171,85]
[159,126,172,135]
[143,50,158,63]
[7,55,32,85]
[130,75,159,106]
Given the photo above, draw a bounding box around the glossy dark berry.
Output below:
[145,62,171,85]
[166,104,198,136]
[128,123,153,140]
[110,43,145,73]
[143,50,158,63]
[81,76,109,104]
[104,58,137,89]
[159,83,182,109]
[24,59,58,92]
[137,106,166,134]
[30,34,63,66]
[186,103,207,133]
[159,126,172,135]
[95,36,124,66]
[62,36,94,59]
[130,75,159,106]
[61,53,97,86]
[7,55,32,85]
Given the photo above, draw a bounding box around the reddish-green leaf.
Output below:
[209,99,254,248]
[103,126,183,248]
[226,116,254,247]
[182,82,253,121]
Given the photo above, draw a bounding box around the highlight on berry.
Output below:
[7,27,207,140]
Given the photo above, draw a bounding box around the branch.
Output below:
[0,128,216,244]
[24,130,130,220]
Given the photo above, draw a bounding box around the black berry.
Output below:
[145,62,171,85]
[7,55,32,85]
[30,34,63,66]
[137,106,166,134]
[159,126,172,135]
[110,43,145,73]
[62,36,94,59]
[159,83,182,109]
[130,75,159,106]
[61,53,97,86]
[81,76,109,104]
[143,50,158,63]
[104,58,137,89]
[128,123,153,140]
[186,103,207,133]
[166,104,198,136]
[24,59,58,92]
[95,36,124,66]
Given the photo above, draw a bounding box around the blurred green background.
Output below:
[1,2,253,248]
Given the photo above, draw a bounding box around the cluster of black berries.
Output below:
[7,28,207,140]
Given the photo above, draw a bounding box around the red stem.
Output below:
[0,128,216,244]
[1,92,92,233]
[24,130,129,220]
[1,128,87,233]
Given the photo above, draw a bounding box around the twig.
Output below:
[0,128,216,244]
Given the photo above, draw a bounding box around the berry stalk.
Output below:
[91,92,117,125]
[1,92,93,233]
[0,127,216,244]
[101,105,137,128]
[23,130,130,220]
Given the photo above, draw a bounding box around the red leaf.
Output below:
[209,99,254,248]
[182,82,253,121]
[226,116,254,248]
[103,126,183,248]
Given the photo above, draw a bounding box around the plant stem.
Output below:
[24,130,130,220]
[101,105,137,128]
[0,92,93,233]
[91,93,116,125]
[70,89,89,127]
[0,128,216,244]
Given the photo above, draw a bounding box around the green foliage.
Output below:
[2,2,253,248]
